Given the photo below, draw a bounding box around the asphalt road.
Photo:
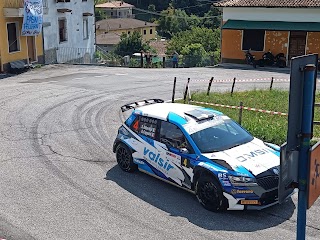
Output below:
[0,65,319,240]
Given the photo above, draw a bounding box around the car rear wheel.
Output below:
[195,174,227,212]
[116,143,137,172]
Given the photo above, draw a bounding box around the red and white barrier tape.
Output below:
[190,78,289,83]
[191,101,288,116]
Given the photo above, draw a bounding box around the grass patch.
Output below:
[178,89,320,146]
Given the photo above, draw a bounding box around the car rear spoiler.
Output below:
[120,99,164,112]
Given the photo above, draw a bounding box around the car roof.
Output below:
[134,103,222,121]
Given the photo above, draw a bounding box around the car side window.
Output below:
[130,116,158,139]
[160,121,190,150]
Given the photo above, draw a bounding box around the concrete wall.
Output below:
[103,7,133,18]
[43,0,95,63]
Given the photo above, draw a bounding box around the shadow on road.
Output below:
[106,166,295,232]
[0,74,14,80]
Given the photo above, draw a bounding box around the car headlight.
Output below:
[228,175,258,186]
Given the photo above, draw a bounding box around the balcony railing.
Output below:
[4,0,24,8]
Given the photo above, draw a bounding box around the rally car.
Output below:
[113,99,283,211]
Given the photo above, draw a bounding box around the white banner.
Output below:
[21,0,43,36]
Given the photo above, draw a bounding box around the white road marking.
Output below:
[94,75,109,78]
[73,77,85,80]
[115,73,128,76]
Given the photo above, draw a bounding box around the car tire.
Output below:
[195,174,228,212]
[115,143,137,172]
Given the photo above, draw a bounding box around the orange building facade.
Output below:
[218,2,320,65]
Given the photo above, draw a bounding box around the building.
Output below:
[43,0,95,64]
[0,0,44,72]
[96,1,134,19]
[216,0,320,65]
[96,18,158,51]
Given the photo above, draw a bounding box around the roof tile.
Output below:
[215,0,320,8]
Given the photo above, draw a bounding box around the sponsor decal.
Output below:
[134,159,145,165]
[143,147,174,171]
[231,189,254,195]
[222,180,231,186]
[240,200,260,205]
[218,172,228,180]
[181,158,191,168]
[236,148,272,162]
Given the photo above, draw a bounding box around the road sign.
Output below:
[279,143,298,204]
[308,141,320,208]
[287,54,318,151]
[279,54,318,206]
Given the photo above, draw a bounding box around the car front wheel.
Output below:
[195,174,228,212]
[115,143,137,172]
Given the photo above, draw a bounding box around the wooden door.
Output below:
[288,31,307,61]
[27,36,37,63]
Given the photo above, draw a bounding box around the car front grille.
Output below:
[257,176,279,190]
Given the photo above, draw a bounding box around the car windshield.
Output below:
[190,119,253,153]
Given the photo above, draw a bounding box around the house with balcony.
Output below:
[96,1,134,19]
[0,0,44,72]
[215,0,320,65]
[43,0,95,64]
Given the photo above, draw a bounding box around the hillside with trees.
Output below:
[95,1,221,67]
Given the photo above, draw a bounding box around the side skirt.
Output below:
[138,168,195,194]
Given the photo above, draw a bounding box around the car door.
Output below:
[158,120,197,189]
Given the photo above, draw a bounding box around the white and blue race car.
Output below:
[113,99,283,211]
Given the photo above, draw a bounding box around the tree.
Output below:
[114,31,149,56]
[202,6,221,29]
[167,27,220,54]
[181,43,209,67]
[157,5,201,39]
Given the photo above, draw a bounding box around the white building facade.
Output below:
[43,0,95,64]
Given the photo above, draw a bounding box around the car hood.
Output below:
[202,138,280,176]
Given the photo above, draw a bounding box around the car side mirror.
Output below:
[179,148,189,154]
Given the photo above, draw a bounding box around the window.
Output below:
[119,12,121,16]
[160,121,188,149]
[130,116,158,139]
[111,12,113,16]
[242,29,265,51]
[82,0,87,2]
[58,18,67,43]
[56,0,70,2]
[7,22,20,53]
[83,18,89,39]
[43,0,48,8]
[190,119,253,153]
[128,31,130,34]
[143,29,146,35]
[150,29,153,35]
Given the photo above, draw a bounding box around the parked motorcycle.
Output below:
[245,49,256,68]
[258,51,286,68]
